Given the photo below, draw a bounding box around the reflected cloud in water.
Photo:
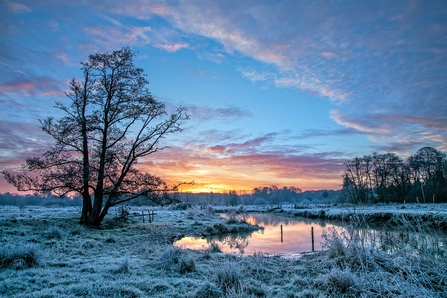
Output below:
[175,214,344,255]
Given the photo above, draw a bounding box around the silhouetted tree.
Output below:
[343,147,447,204]
[3,47,189,225]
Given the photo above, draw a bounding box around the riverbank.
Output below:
[265,203,447,231]
[214,203,447,230]
[1,205,446,297]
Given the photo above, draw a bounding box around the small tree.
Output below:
[3,47,189,226]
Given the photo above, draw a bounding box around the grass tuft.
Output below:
[212,261,245,294]
[191,281,222,298]
[110,257,130,274]
[179,255,196,274]
[0,243,42,269]
[44,226,65,239]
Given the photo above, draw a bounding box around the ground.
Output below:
[0,204,446,297]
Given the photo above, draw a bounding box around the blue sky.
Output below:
[1,0,446,193]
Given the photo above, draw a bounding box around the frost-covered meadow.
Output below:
[1,204,447,297]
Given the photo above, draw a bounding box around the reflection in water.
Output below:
[175,213,447,257]
[175,214,344,255]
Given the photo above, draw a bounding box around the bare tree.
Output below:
[3,47,189,226]
[342,157,372,204]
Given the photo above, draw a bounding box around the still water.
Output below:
[174,213,345,255]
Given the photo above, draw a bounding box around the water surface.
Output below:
[174,213,344,255]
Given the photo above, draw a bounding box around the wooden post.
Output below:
[151,210,155,222]
[280,225,283,243]
[311,227,314,252]
[142,210,145,223]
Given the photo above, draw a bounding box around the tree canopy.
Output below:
[3,47,189,225]
[342,146,447,204]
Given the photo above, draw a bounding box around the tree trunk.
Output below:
[87,189,103,226]
[96,199,112,226]
[79,191,92,224]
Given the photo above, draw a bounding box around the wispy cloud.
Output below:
[154,42,188,52]
[6,1,31,13]
[0,76,63,97]
[115,0,446,150]
[239,69,270,83]
[83,26,152,49]
[187,105,253,121]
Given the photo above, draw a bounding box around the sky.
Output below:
[1,0,447,194]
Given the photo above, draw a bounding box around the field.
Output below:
[1,204,447,297]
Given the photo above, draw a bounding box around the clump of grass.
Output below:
[206,205,215,214]
[0,243,42,269]
[44,226,65,239]
[81,239,100,249]
[208,242,222,253]
[186,206,217,221]
[105,236,116,243]
[156,245,182,270]
[320,214,447,296]
[70,225,84,236]
[202,242,222,259]
[192,281,223,298]
[110,257,130,274]
[179,255,196,274]
[226,214,240,225]
[213,223,230,234]
[315,268,361,295]
[212,261,245,294]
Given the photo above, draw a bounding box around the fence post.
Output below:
[280,225,283,243]
[311,227,314,252]
[142,210,145,223]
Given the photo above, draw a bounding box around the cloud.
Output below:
[239,69,270,83]
[187,105,253,121]
[329,110,392,136]
[140,131,346,191]
[154,42,188,52]
[0,76,63,97]
[6,1,31,13]
[109,0,446,150]
[83,26,152,49]
[0,120,52,167]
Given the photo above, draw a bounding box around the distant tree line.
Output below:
[0,187,339,208]
[342,146,447,204]
[0,192,82,207]
[177,186,337,206]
